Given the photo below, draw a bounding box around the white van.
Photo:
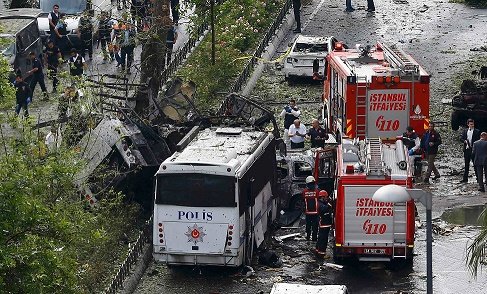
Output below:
[270,283,349,294]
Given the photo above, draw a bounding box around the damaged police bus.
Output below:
[153,126,279,266]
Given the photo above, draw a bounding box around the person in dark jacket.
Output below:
[307,119,329,148]
[14,74,31,117]
[48,4,60,40]
[472,132,487,192]
[68,48,86,77]
[292,0,301,33]
[460,119,481,183]
[165,23,178,66]
[316,190,333,256]
[302,176,319,242]
[119,22,136,73]
[78,11,94,60]
[27,51,48,101]
[43,39,62,93]
[421,122,442,183]
[97,11,111,62]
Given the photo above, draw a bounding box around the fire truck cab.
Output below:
[333,137,415,263]
[323,42,430,140]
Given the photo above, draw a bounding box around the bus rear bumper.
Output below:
[153,252,242,267]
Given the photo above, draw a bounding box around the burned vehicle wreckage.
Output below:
[451,66,487,130]
[76,79,286,209]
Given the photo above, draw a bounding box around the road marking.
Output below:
[303,0,328,30]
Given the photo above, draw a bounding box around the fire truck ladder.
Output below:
[392,202,408,258]
[380,42,419,75]
[365,138,384,176]
[355,76,368,138]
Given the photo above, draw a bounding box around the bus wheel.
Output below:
[289,194,304,212]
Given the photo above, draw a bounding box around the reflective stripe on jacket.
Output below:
[303,189,319,215]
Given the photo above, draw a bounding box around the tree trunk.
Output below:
[137,0,172,114]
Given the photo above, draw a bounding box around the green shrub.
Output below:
[178,0,285,108]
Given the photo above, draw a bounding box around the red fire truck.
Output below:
[318,42,429,262]
[322,42,430,139]
[331,138,415,262]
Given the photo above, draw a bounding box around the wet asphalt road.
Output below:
[132,0,487,292]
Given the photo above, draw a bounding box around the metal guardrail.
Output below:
[230,0,292,93]
[160,0,226,84]
[104,216,152,294]
[160,22,208,84]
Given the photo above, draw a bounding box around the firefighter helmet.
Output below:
[305,176,315,184]
[319,190,328,199]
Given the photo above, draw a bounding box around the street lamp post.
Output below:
[372,185,433,294]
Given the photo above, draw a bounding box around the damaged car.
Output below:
[283,35,338,83]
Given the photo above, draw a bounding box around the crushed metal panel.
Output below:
[173,128,267,166]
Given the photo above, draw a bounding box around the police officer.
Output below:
[68,48,86,77]
[280,99,300,146]
[27,51,49,101]
[14,74,31,117]
[166,23,178,66]
[78,10,94,60]
[48,4,60,41]
[316,190,332,256]
[43,39,62,93]
[303,175,319,242]
[97,11,112,62]
[119,22,136,73]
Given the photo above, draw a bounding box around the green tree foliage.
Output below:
[0,122,142,293]
[467,207,487,277]
[0,54,142,292]
[178,0,284,107]
[0,56,15,109]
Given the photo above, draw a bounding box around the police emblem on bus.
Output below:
[185,224,206,244]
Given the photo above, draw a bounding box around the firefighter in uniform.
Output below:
[316,190,333,256]
[303,175,319,241]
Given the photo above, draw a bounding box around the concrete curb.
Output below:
[241,9,295,96]
[118,243,153,294]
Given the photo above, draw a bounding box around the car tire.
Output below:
[451,112,460,131]
[287,76,295,86]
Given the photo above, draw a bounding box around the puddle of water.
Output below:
[441,205,487,226]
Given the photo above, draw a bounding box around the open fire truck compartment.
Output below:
[334,137,415,262]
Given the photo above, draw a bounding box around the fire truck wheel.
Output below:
[289,194,305,212]
[332,247,344,264]
[451,112,460,131]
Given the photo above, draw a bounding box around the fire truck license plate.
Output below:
[364,248,385,254]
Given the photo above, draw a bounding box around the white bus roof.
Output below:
[159,127,272,175]
[270,283,348,294]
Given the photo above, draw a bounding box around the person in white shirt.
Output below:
[45,125,62,152]
[288,119,306,149]
[461,118,481,183]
